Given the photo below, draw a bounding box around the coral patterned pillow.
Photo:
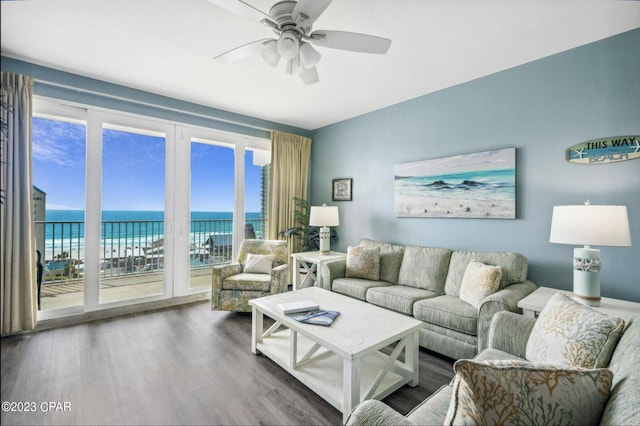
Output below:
[459,260,502,308]
[444,359,613,426]
[345,246,380,281]
[525,292,625,368]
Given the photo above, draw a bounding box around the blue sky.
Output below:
[32,117,263,212]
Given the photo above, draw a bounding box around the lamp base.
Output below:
[572,247,601,307]
[318,226,330,254]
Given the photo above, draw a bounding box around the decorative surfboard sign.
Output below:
[566,135,640,164]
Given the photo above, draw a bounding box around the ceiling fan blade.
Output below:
[309,30,391,54]
[299,67,319,85]
[207,0,276,26]
[293,0,332,28]
[213,38,275,63]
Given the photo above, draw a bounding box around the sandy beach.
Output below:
[395,194,515,219]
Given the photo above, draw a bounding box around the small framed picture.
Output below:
[332,178,353,201]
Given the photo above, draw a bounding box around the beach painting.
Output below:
[395,148,516,219]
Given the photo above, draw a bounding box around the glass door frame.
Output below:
[86,110,175,310]
[33,96,270,319]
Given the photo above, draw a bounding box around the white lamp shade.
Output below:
[299,42,321,68]
[309,205,339,227]
[277,32,299,60]
[550,205,632,247]
[261,40,280,68]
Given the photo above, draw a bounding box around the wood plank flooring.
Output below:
[1,301,454,425]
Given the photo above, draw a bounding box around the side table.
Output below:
[291,251,347,290]
[518,286,640,322]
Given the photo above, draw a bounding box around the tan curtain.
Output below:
[267,130,311,271]
[1,72,36,334]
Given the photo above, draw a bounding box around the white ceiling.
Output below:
[2,0,639,130]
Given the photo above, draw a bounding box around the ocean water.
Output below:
[395,168,515,202]
[38,210,263,260]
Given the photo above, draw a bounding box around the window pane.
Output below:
[100,127,165,303]
[189,142,234,289]
[32,117,86,311]
[245,150,269,240]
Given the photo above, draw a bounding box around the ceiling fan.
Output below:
[208,0,392,85]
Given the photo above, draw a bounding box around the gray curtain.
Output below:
[1,72,36,334]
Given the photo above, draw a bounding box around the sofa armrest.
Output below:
[487,311,536,358]
[270,263,289,294]
[477,280,537,351]
[318,258,347,290]
[211,263,242,308]
[346,400,414,426]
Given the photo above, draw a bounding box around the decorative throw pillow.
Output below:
[458,260,502,309]
[525,292,625,368]
[345,246,380,280]
[243,253,274,274]
[444,359,613,426]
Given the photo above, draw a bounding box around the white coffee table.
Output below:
[249,287,422,423]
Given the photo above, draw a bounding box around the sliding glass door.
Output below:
[183,129,271,292]
[99,125,167,304]
[33,98,270,318]
[32,107,87,312]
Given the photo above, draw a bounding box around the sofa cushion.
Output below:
[360,238,405,284]
[332,278,391,301]
[526,292,625,368]
[397,246,452,293]
[222,273,271,291]
[366,285,438,316]
[458,260,502,309]
[346,246,381,280]
[243,253,274,274]
[413,295,478,335]
[444,251,528,296]
[445,359,613,426]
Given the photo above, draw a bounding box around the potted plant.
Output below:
[281,197,338,252]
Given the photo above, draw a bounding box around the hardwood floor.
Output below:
[1,301,454,425]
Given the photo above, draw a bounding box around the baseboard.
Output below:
[31,293,210,333]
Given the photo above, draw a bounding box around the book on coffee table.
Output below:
[277,300,319,314]
[288,310,340,327]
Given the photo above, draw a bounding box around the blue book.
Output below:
[288,309,340,327]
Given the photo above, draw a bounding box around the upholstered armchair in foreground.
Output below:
[211,239,289,312]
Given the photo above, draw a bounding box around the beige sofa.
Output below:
[346,309,640,426]
[319,238,537,359]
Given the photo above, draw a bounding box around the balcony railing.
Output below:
[35,217,267,283]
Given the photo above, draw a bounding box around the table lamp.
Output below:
[309,204,339,254]
[549,201,632,307]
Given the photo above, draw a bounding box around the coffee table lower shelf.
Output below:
[253,324,417,422]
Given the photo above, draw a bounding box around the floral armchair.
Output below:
[211,239,289,312]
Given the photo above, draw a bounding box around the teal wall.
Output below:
[310,29,640,302]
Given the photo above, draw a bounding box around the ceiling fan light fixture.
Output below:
[209,0,392,86]
[299,42,321,68]
[277,32,299,60]
[261,40,280,68]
